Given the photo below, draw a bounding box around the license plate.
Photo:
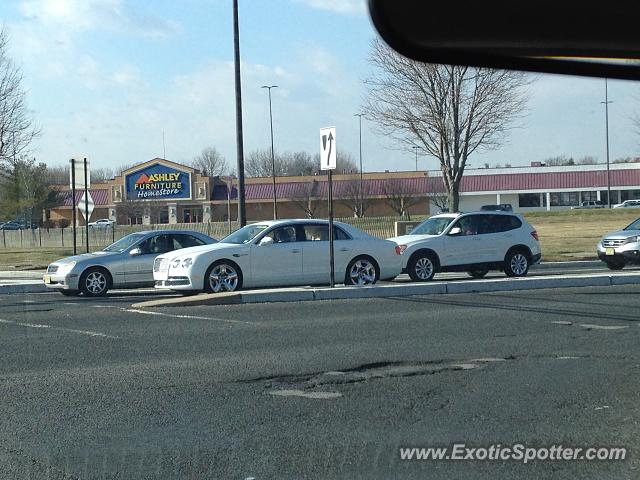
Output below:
[605,248,615,256]
[43,275,51,284]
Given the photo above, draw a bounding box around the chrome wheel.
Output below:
[414,257,434,280]
[208,263,239,293]
[348,258,377,286]
[509,253,529,276]
[84,271,107,295]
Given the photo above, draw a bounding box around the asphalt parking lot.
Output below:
[1,284,640,479]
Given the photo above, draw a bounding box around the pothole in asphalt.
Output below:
[258,357,511,400]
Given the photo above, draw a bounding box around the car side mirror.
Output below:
[129,247,142,256]
[448,227,462,236]
[259,236,274,246]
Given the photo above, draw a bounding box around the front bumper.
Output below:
[597,242,640,264]
[153,268,200,290]
[43,272,80,290]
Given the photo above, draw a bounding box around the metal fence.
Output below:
[0,216,426,250]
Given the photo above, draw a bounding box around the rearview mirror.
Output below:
[259,236,274,246]
[448,227,462,236]
[368,0,640,80]
[129,247,142,256]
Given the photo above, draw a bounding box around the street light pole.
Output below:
[262,85,278,220]
[232,0,246,226]
[413,146,420,171]
[601,78,613,208]
[354,113,365,217]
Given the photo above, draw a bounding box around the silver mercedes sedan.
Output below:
[44,230,216,296]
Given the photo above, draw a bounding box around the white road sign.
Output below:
[69,157,91,189]
[319,127,336,170]
[78,190,95,221]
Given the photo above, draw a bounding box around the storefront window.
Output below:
[621,190,640,201]
[549,192,578,207]
[518,193,541,207]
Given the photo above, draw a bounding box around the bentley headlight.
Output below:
[57,261,77,274]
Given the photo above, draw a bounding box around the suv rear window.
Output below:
[480,215,522,234]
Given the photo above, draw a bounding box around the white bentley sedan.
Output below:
[153,219,402,293]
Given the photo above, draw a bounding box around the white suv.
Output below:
[388,211,541,281]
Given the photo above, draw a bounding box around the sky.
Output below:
[1,0,639,174]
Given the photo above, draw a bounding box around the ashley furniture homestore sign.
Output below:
[125,163,192,200]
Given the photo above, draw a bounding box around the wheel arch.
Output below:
[204,258,244,291]
[345,254,381,285]
[348,253,380,275]
[408,248,441,269]
[79,264,113,289]
[505,244,533,263]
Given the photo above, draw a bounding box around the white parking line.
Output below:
[91,304,257,326]
[121,308,258,326]
[0,318,118,339]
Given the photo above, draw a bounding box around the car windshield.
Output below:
[219,224,269,244]
[102,233,146,252]
[624,219,640,230]
[410,217,455,235]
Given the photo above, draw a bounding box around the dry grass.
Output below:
[524,209,639,261]
[0,247,75,270]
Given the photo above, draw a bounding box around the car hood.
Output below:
[387,234,440,245]
[160,242,242,260]
[603,229,640,240]
[51,251,119,265]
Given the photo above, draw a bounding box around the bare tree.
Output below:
[428,193,450,213]
[48,165,70,185]
[116,163,136,176]
[364,38,531,212]
[612,156,637,164]
[313,151,359,175]
[91,167,114,182]
[381,178,424,219]
[245,148,288,177]
[544,155,574,166]
[0,29,39,167]
[337,179,371,218]
[191,147,228,177]
[245,149,319,177]
[116,198,146,225]
[290,180,321,218]
[283,151,316,176]
[576,155,598,165]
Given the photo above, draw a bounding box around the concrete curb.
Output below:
[132,272,640,308]
[530,261,600,270]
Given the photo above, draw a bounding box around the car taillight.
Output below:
[531,230,539,241]
[395,245,402,255]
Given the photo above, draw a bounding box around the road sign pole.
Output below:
[328,168,335,288]
[84,158,89,253]
[71,158,77,256]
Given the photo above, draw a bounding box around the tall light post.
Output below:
[354,113,365,217]
[412,146,420,171]
[601,78,613,208]
[262,85,278,219]
[232,0,246,226]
